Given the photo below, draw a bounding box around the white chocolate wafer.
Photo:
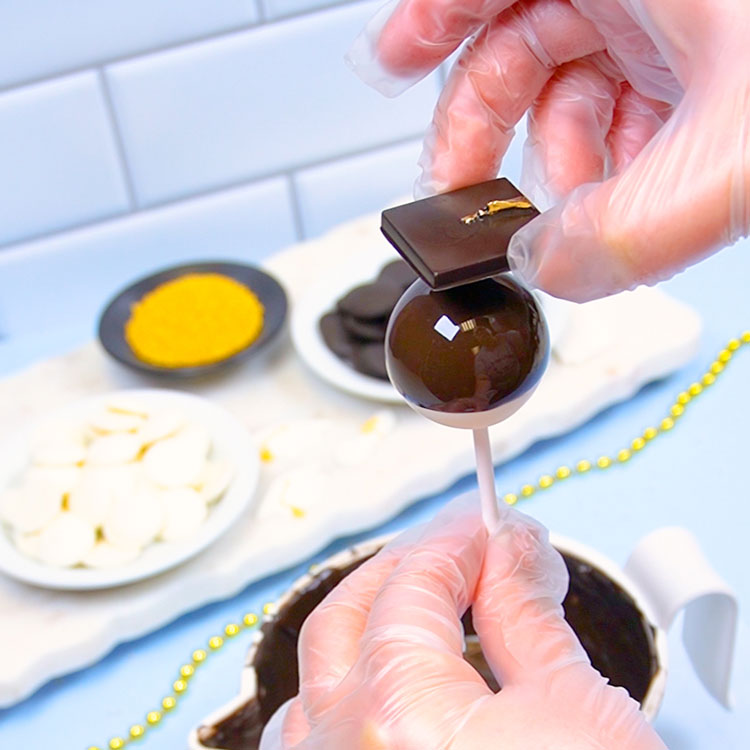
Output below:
[0,483,63,533]
[67,465,138,527]
[159,488,207,542]
[103,489,164,549]
[34,513,96,567]
[136,409,186,447]
[195,460,234,504]
[86,433,142,465]
[142,425,210,488]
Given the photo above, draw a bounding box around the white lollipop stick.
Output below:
[473,427,499,530]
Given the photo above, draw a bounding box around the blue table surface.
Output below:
[1,238,749,749]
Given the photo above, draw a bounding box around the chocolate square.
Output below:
[381,178,538,290]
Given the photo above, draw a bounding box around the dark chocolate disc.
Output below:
[351,341,388,380]
[318,312,353,360]
[385,276,548,412]
[377,259,418,290]
[337,281,403,320]
[341,313,388,342]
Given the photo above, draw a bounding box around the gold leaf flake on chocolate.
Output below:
[460,197,534,224]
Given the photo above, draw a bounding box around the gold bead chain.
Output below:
[87,331,749,750]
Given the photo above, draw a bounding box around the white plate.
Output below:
[0,389,259,590]
[291,247,571,403]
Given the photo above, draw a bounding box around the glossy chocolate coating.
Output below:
[386,276,548,413]
[381,178,538,290]
[197,550,658,750]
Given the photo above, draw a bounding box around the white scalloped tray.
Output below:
[0,212,701,707]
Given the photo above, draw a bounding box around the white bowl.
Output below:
[0,389,259,590]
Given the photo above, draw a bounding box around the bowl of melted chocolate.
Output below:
[192,534,667,750]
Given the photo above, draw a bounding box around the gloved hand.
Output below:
[347,0,750,302]
[259,494,666,749]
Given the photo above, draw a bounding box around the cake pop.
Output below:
[382,178,549,528]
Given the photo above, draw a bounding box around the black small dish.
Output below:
[98,261,288,378]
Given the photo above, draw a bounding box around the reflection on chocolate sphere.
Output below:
[385,276,548,413]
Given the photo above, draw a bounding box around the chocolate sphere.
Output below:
[385,276,549,424]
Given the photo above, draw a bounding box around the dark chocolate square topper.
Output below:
[381,178,538,290]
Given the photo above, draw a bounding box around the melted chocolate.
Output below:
[198,549,658,750]
[381,178,539,290]
[386,276,548,413]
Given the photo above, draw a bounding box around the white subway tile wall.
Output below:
[0,1,259,90]
[0,72,130,247]
[104,3,440,207]
[0,0,510,363]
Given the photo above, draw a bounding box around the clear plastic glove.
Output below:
[346,0,750,302]
[259,493,666,749]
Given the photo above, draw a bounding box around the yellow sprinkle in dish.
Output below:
[124,273,264,368]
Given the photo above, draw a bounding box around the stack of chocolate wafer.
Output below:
[319,259,417,380]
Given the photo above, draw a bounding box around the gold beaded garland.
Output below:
[192,649,207,665]
[129,724,145,739]
[90,333,747,750]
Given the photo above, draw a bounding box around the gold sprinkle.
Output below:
[263,602,276,616]
[129,724,145,739]
[728,338,741,351]
[677,391,691,405]
[688,382,703,396]
[741,331,750,343]
[503,493,518,505]
[289,504,306,519]
[520,484,535,497]
[192,649,207,664]
[162,696,177,712]
[643,427,658,441]
[555,466,571,480]
[670,404,685,418]
[702,373,716,386]
[225,623,241,637]
[631,437,646,452]
[360,416,379,434]
[718,349,732,362]
[461,197,533,224]
[710,361,724,375]
[260,446,273,463]
[617,449,631,463]
[538,475,554,489]
[173,679,188,694]
[597,456,612,469]
[108,739,125,750]
[660,417,675,431]
[180,664,195,679]
[243,613,259,627]
[146,711,162,725]
[208,636,224,650]
[576,460,592,473]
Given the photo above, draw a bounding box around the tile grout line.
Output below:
[284,173,306,241]
[96,68,138,211]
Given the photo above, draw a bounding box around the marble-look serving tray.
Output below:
[0,213,701,707]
